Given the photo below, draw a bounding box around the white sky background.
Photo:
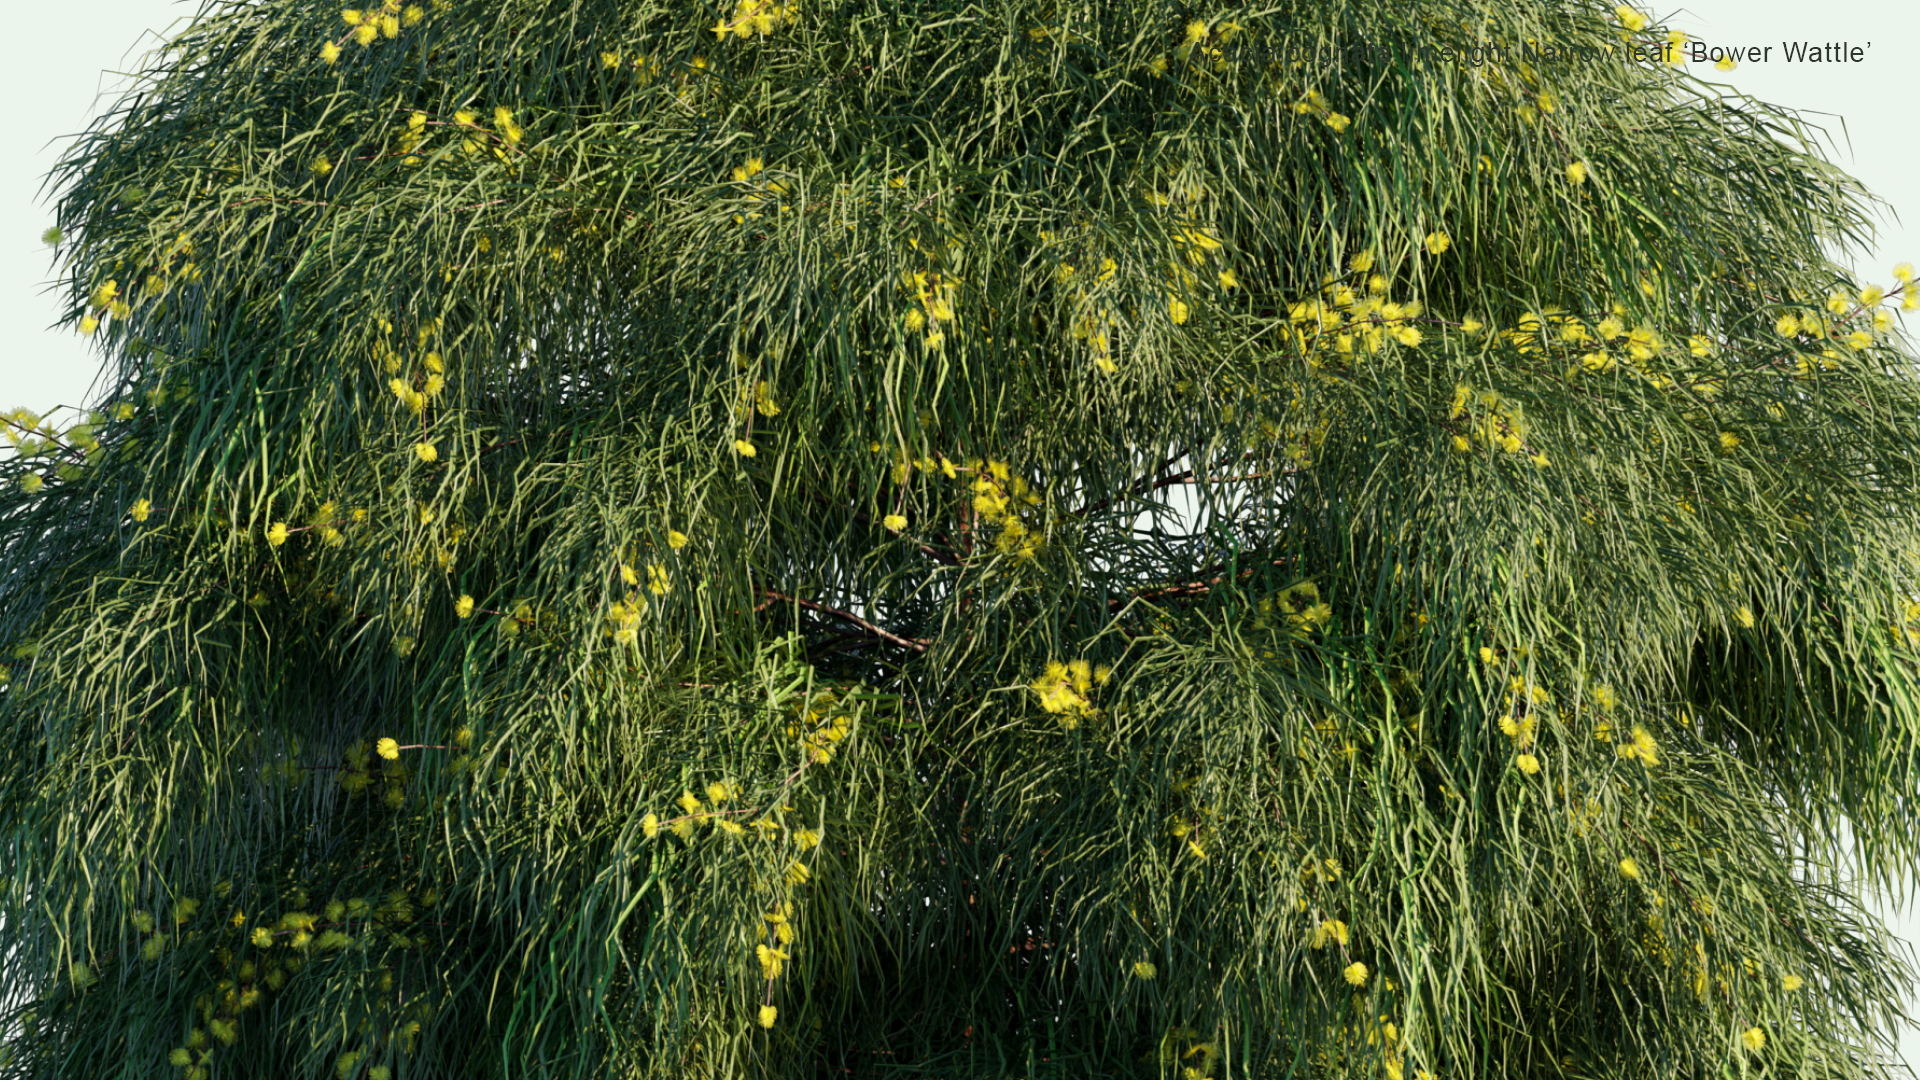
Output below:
[1,0,1918,1066]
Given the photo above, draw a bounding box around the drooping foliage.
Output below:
[4,0,1920,1076]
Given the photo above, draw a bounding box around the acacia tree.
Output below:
[5,0,1920,1075]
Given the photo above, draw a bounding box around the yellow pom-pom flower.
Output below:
[376,738,400,760]
[414,442,437,463]
[1343,962,1368,987]
[321,41,342,64]
[267,522,289,546]
[882,513,908,532]
[1516,753,1540,775]
[1565,162,1587,185]
[1619,857,1640,880]
[758,1004,778,1028]
[1424,231,1450,255]
[1741,1027,1766,1052]
[455,595,475,618]
[734,439,757,458]
[667,529,689,549]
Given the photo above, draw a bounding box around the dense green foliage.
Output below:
[5,0,1920,1076]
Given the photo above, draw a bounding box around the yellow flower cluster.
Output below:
[1253,581,1332,637]
[1449,384,1543,464]
[1311,918,1350,949]
[726,155,792,224]
[1029,658,1112,729]
[710,0,797,40]
[899,268,959,349]
[1284,263,1431,358]
[752,899,798,1027]
[1617,725,1660,766]
[151,881,440,1079]
[959,457,1046,560]
[789,689,854,763]
[324,0,433,63]
[1294,89,1351,132]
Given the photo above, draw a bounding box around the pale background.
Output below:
[1,0,1916,1067]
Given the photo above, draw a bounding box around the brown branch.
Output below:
[759,589,929,653]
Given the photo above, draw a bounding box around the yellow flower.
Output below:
[376,738,400,760]
[1343,962,1368,987]
[455,595,475,618]
[757,1004,778,1028]
[734,439,757,458]
[1349,249,1375,273]
[1629,725,1659,765]
[1715,55,1735,71]
[1614,5,1648,31]
[641,813,660,839]
[1782,974,1804,991]
[1718,431,1739,451]
[1619,857,1640,880]
[1460,317,1483,334]
[1133,960,1157,979]
[1735,605,1755,628]
[1169,296,1190,324]
[882,514,908,532]
[414,441,437,463]
[1774,313,1799,337]
[251,927,273,947]
[321,40,342,63]
[667,529,689,549]
[1565,161,1587,185]
[1424,231,1450,255]
[1218,268,1238,289]
[267,522,289,546]
[131,498,152,522]
[1741,1027,1766,1052]
[354,22,378,44]
[1826,292,1850,315]
[705,781,733,804]
[1516,753,1540,775]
